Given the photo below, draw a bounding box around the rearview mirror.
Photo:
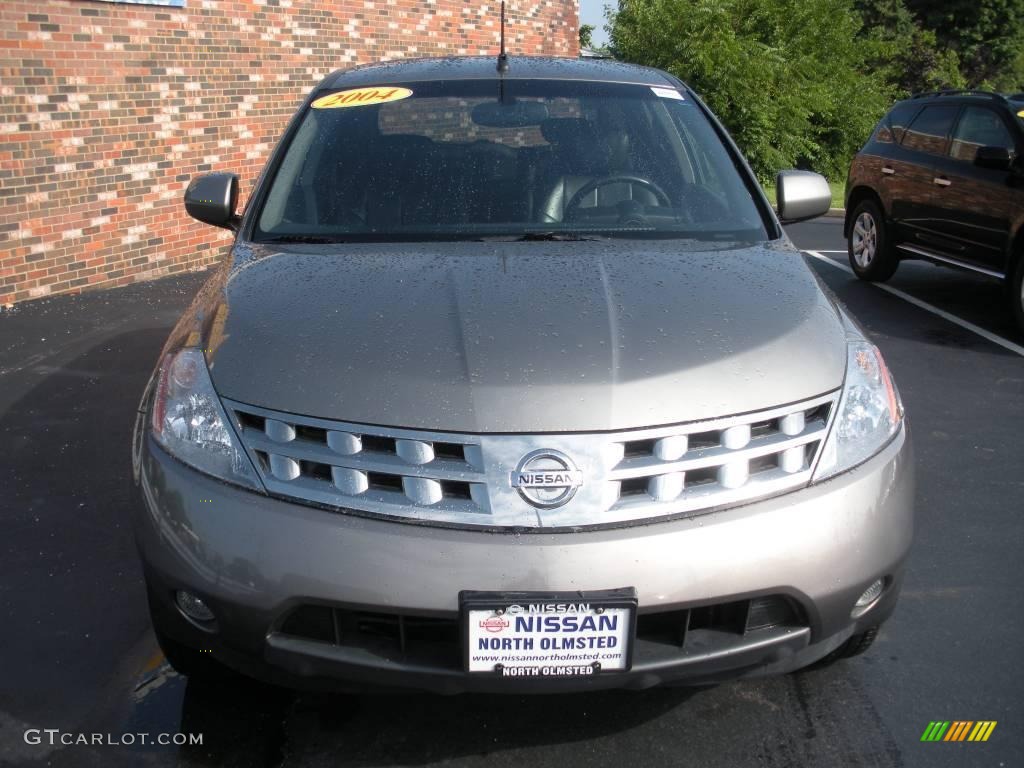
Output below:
[776,171,832,224]
[184,172,240,230]
[974,146,1013,171]
[471,100,549,128]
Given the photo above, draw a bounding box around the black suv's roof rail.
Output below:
[910,89,1007,102]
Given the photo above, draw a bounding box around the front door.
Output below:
[889,104,960,249]
[928,105,1021,275]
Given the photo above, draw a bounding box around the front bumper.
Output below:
[133,426,913,693]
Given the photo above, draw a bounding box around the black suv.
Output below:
[845,90,1024,332]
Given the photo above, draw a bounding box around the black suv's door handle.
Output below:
[933,176,951,187]
[881,166,895,175]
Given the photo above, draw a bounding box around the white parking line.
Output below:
[803,250,1024,358]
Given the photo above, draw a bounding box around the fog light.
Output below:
[176,590,215,623]
[852,579,885,616]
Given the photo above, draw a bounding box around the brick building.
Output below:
[0,0,579,306]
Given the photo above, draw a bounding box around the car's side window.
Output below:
[949,106,1017,163]
[900,105,959,156]
[873,119,893,143]
[878,102,920,144]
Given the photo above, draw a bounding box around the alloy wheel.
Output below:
[852,212,878,268]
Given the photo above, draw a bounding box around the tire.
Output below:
[1010,250,1024,336]
[145,578,232,679]
[154,626,234,680]
[848,199,898,282]
[811,626,880,670]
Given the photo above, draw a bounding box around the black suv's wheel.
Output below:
[1011,250,1024,335]
[848,200,898,281]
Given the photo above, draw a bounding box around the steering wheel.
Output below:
[563,175,672,221]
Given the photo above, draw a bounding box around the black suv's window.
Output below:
[253,79,768,244]
[949,106,1017,162]
[873,117,894,144]
[901,105,959,156]
[877,102,919,144]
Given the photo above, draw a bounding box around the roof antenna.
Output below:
[496,1,509,73]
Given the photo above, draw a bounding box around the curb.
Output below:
[825,208,845,218]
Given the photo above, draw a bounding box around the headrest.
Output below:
[378,134,434,152]
[540,118,599,146]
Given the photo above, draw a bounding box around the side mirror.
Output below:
[184,172,240,230]
[974,146,1013,171]
[776,170,832,224]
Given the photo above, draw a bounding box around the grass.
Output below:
[761,180,845,210]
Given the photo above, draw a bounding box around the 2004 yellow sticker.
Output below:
[1018,109,1024,118]
[311,87,413,109]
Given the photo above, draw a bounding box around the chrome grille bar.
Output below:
[609,427,825,480]
[224,392,837,529]
[240,431,479,482]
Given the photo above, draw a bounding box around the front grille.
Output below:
[607,399,834,516]
[275,596,804,670]
[226,392,836,528]
[226,400,489,526]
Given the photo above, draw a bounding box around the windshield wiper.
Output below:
[260,234,349,244]
[261,232,616,244]
[480,232,612,242]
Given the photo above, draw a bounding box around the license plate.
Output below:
[461,588,637,678]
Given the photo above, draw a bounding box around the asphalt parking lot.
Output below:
[1,216,1021,768]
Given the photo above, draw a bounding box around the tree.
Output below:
[905,0,1024,90]
[609,0,895,180]
[1009,48,1024,92]
[855,0,965,94]
[580,23,596,50]
[851,0,962,94]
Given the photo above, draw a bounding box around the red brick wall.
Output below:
[0,0,579,305]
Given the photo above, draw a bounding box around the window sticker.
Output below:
[311,87,414,109]
[651,87,684,101]
[1018,109,1024,118]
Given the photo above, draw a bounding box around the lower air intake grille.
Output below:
[279,605,461,668]
[275,595,806,669]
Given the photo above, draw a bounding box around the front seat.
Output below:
[537,118,659,223]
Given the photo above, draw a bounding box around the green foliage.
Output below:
[1010,48,1024,92]
[579,23,595,50]
[855,0,966,94]
[609,0,895,180]
[905,0,1024,90]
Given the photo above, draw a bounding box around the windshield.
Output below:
[254,79,768,243]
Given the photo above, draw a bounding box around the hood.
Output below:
[203,240,846,433]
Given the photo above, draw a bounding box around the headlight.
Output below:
[813,341,903,481]
[150,347,263,491]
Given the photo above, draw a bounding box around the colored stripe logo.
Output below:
[920,721,997,742]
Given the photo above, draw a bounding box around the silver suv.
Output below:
[131,57,913,692]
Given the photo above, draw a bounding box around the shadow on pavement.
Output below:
[172,678,703,768]
[0,329,171,735]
